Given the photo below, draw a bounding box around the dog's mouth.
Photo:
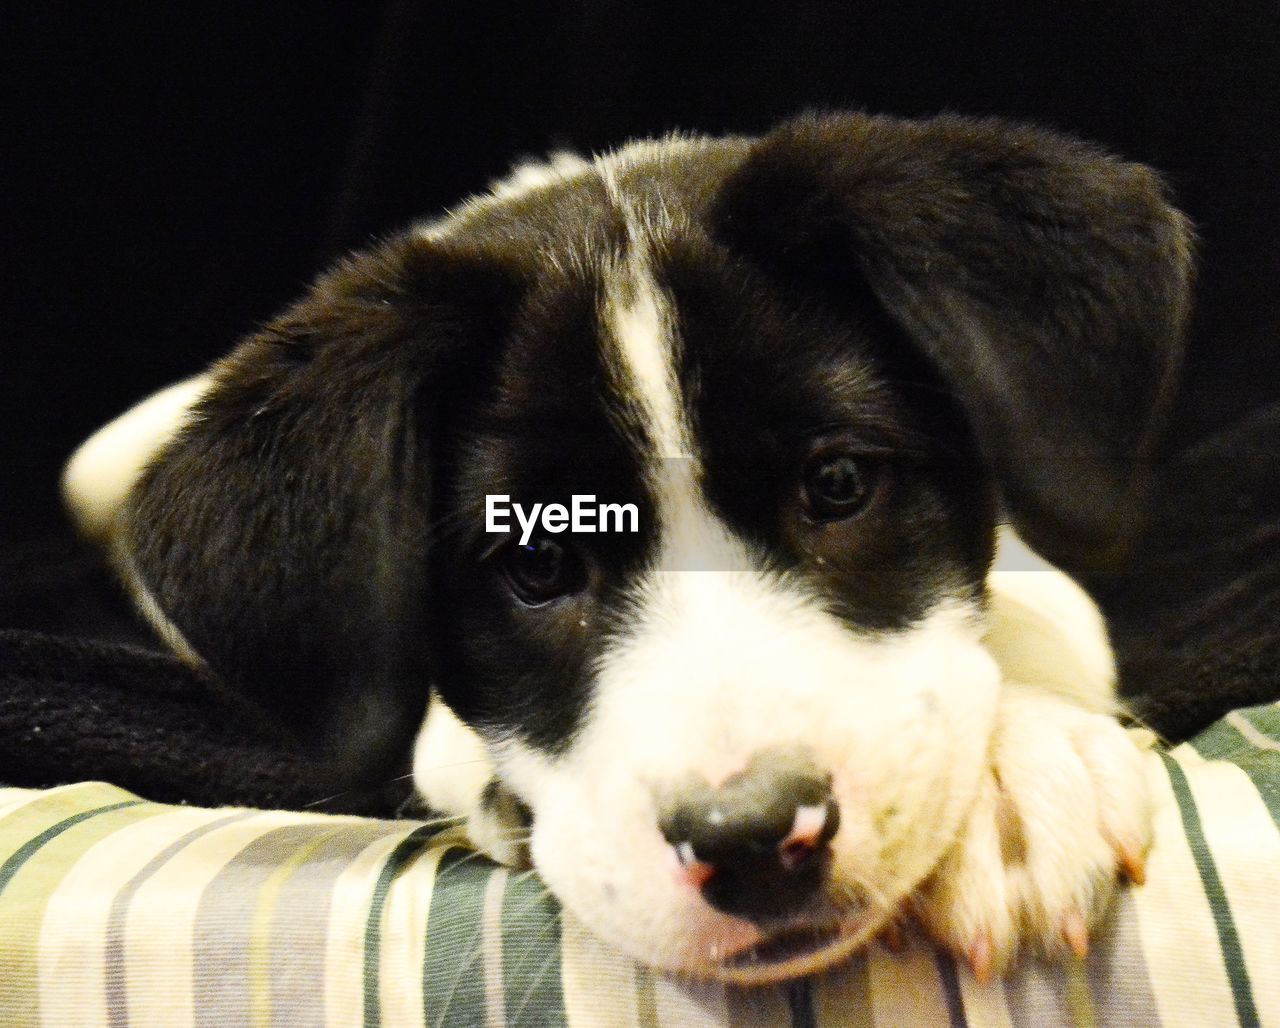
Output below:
[714,912,887,984]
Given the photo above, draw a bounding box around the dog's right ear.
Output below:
[712,113,1195,574]
[70,235,517,792]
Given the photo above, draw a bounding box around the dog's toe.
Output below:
[915,689,1154,979]
[914,770,1019,978]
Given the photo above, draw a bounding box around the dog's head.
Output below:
[117,114,1191,980]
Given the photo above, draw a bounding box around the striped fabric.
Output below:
[2,705,1278,1027]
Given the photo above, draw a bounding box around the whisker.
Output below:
[412,758,497,778]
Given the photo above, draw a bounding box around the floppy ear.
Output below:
[714,112,1195,573]
[120,236,514,790]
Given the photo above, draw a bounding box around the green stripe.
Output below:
[1189,702,1280,758]
[1062,958,1096,1028]
[501,869,565,1026]
[0,784,136,870]
[0,799,142,895]
[361,825,439,1028]
[1187,718,1251,762]
[1228,707,1280,829]
[1237,702,1280,741]
[1191,715,1280,829]
[1160,752,1261,1028]
[422,847,497,1028]
[362,826,440,1028]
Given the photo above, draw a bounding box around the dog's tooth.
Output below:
[675,841,697,866]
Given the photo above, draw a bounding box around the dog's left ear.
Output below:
[113,237,518,793]
[714,112,1195,572]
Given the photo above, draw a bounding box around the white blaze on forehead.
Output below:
[599,157,691,463]
[605,264,748,570]
[599,162,752,573]
[605,271,689,462]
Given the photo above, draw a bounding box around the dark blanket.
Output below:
[1086,401,1280,739]
[0,629,409,815]
[1,405,1277,808]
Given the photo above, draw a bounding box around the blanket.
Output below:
[2,706,1278,1026]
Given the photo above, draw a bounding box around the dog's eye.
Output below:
[800,451,877,521]
[501,537,583,606]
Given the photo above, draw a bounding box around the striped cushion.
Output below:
[2,705,1278,1027]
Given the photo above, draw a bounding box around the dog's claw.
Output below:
[968,932,994,986]
[1062,911,1089,960]
[1118,842,1147,886]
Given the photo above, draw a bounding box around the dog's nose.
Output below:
[658,747,840,920]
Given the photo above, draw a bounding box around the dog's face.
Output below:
[431,175,1002,974]
[118,114,1192,981]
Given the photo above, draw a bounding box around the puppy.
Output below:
[64,113,1192,984]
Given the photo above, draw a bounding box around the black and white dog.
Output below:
[64,113,1192,984]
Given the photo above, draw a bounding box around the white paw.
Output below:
[914,688,1154,980]
[411,695,530,866]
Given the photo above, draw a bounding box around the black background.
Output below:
[5,4,1279,598]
